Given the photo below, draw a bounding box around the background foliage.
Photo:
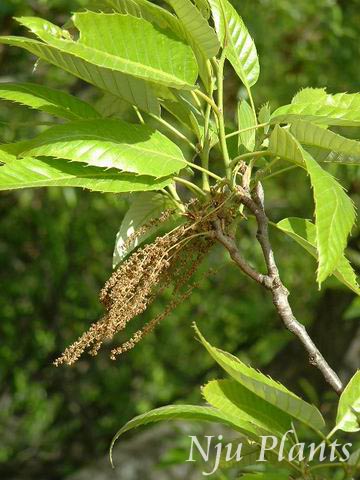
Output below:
[0,0,359,478]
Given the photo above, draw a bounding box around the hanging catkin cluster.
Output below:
[54,204,216,366]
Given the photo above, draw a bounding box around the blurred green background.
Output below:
[0,1,359,479]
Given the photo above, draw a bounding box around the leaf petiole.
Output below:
[225,122,270,139]
[184,160,222,181]
[148,113,198,152]
[194,89,221,117]
[230,150,273,168]
[173,176,207,197]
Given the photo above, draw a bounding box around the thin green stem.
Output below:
[326,426,338,441]
[149,113,197,152]
[133,105,145,125]
[291,423,310,477]
[230,150,273,168]
[309,427,347,473]
[247,87,258,126]
[173,176,207,197]
[167,183,186,212]
[254,157,280,182]
[236,87,258,185]
[185,160,222,181]
[215,53,232,180]
[225,122,270,139]
[232,161,245,188]
[200,150,211,192]
[200,64,214,192]
[261,165,298,181]
[194,89,221,117]
[191,90,203,110]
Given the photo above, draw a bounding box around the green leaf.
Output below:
[271,91,360,126]
[0,82,100,120]
[95,93,131,119]
[335,371,360,433]
[165,0,219,59]
[348,448,360,467]
[106,0,184,39]
[219,440,260,470]
[269,125,305,166]
[237,99,256,152]
[113,192,180,268]
[270,126,356,284]
[112,405,237,437]
[292,87,328,104]
[290,120,360,165]
[258,102,270,133]
[202,380,292,437]
[306,145,360,165]
[208,0,259,88]
[0,141,32,158]
[161,91,203,138]
[16,14,198,90]
[303,150,356,284]
[21,119,187,178]
[275,217,360,295]
[292,89,360,110]
[193,0,211,19]
[0,156,172,192]
[107,0,211,92]
[164,0,219,89]
[194,325,325,429]
[106,0,203,94]
[0,36,160,115]
[110,404,248,464]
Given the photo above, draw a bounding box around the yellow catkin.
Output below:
[54,194,232,366]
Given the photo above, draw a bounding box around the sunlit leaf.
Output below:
[258,102,270,133]
[271,91,360,126]
[0,156,172,192]
[194,325,325,429]
[275,217,360,295]
[110,404,257,465]
[0,36,160,114]
[165,0,219,59]
[21,119,187,178]
[106,0,184,38]
[269,125,305,166]
[165,0,219,88]
[237,99,256,152]
[16,14,198,89]
[202,380,292,436]
[292,87,328,104]
[208,0,259,88]
[335,371,360,433]
[291,120,360,165]
[303,150,356,284]
[270,127,356,284]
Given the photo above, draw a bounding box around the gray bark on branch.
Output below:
[214,183,343,395]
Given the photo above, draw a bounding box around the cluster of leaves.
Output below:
[1,0,360,477]
[111,325,360,479]
[0,0,359,292]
